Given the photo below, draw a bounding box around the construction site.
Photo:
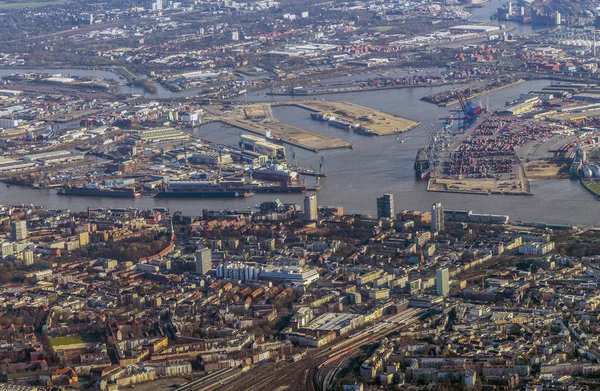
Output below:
[201,100,419,151]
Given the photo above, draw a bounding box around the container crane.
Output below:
[452,92,484,133]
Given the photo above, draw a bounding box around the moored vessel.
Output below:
[252,165,299,182]
[414,148,431,179]
[353,125,376,136]
[310,112,329,121]
[327,117,354,130]
[58,183,141,198]
[153,181,254,198]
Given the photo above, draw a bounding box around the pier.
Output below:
[218,117,353,152]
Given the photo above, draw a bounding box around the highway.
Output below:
[210,308,426,391]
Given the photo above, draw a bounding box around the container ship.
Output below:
[252,165,299,182]
[327,118,354,130]
[58,183,141,197]
[154,181,254,198]
[414,148,431,179]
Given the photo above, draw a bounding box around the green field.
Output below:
[587,182,600,196]
[50,334,99,346]
[0,0,70,9]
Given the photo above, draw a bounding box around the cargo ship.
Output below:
[154,189,253,198]
[414,148,431,179]
[327,118,354,130]
[353,125,376,136]
[254,184,306,193]
[252,165,299,182]
[310,112,330,121]
[153,181,254,198]
[58,183,141,197]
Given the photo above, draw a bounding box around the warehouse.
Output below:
[0,159,35,172]
[449,25,501,34]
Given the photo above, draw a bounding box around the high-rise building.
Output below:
[436,268,449,297]
[376,194,394,219]
[195,247,212,275]
[23,250,34,265]
[11,220,27,241]
[431,202,444,232]
[304,194,318,221]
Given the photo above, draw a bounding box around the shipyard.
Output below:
[0,123,328,199]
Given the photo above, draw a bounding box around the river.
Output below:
[469,0,544,36]
[0,78,596,225]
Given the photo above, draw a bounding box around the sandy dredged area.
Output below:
[290,100,420,135]
[523,161,569,179]
[204,100,419,151]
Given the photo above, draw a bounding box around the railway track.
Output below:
[221,308,426,391]
[174,367,239,391]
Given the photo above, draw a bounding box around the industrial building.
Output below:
[190,151,232,166]
[301,312,363,336]
[448,25,501,34]
[0,159,36,172]
[444,209,509,224]
[24,150,72,162]
[0,118,19,129]
[133,127,190,142]
[497,97,540,116]
[240,134,285,160]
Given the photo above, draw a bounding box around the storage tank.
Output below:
[582,165,593,178]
